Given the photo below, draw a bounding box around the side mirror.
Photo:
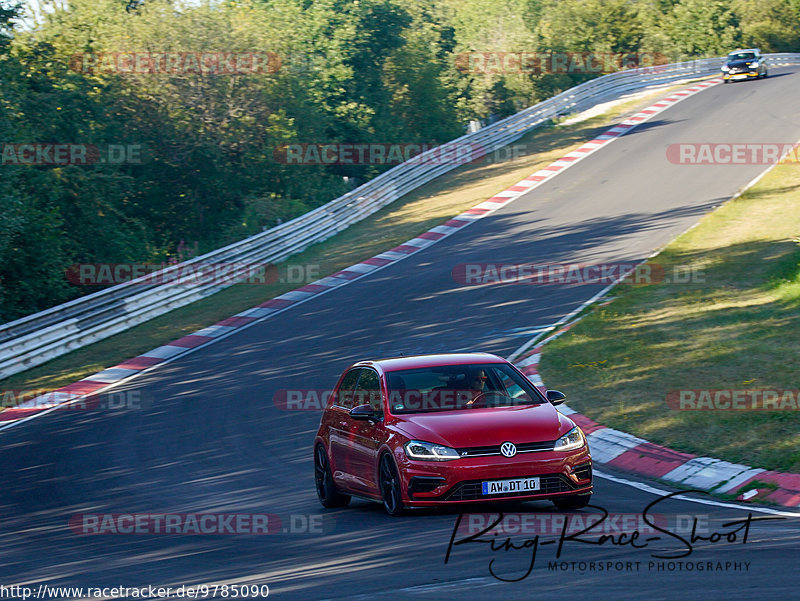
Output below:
[350,404,378,421]
[546,390,567,406]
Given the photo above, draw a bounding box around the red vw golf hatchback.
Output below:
[314,353,592,515]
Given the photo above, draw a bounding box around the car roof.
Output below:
[729,48,759,54]
[354,352,507,372]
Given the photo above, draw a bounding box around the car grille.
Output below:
[456,440,556,457]
[440,473,579,502]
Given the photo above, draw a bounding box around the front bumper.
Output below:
[397,447,592,506]
[722,70,759,81]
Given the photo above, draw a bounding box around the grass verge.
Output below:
[539,157,800,473]
[0,83,703,402]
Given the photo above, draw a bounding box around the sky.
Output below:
[18,0,214,28]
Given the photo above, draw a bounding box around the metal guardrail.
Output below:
[2,53,798,379]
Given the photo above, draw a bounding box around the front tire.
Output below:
[315,445,350,508]
[552,493,592,510]
[379,453,405,516]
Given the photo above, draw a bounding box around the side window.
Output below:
[353,369,383,416]
[335,368,361,409]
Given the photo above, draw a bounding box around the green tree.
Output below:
[536,0,645,54]
[734,0,800,52]
[663,0,741,56]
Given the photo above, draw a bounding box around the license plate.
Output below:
[734,74,748,80]
[481,477,540,495]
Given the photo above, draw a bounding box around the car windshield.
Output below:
[385,363,546,414]
[728,52,756,61]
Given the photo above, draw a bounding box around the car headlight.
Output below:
[553,427,586,452]
[404,440,460,461]
[748,62,759,68]
[721,65,730,71]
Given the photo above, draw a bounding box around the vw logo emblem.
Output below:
[500,442,517,458]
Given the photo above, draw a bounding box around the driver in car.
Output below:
[466,369,488,407]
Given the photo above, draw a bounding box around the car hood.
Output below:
[390,403,573,448]
[726,59,756,68]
